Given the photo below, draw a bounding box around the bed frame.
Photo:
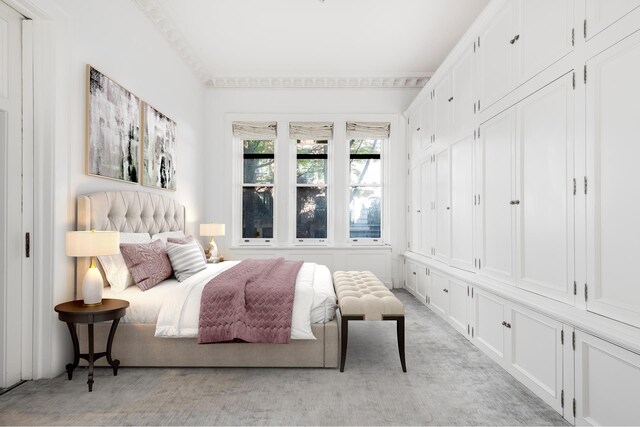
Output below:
[75,190,338,368]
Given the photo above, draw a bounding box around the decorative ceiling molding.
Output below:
[133,0,431,89]
[133,0,212,84]
[205,76,431,89]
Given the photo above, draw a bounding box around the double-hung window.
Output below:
[234,121,277,243]
[347,122,390,243]
[290,122,333,244]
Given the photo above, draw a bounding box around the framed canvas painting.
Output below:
[86,65,140,183]
[142,102,177,191]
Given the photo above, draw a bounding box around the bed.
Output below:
[75,190,339,368]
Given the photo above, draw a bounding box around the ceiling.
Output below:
[134,0,489,88]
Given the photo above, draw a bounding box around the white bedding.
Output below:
[103,261,337,340]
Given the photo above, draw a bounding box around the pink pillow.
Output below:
[119,240,173,291]
[167,235,207,262]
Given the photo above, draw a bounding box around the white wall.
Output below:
[28,0,206,378]
[204,88,418,285]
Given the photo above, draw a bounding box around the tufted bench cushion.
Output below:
[333,271,404,320]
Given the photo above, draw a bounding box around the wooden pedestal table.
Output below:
[54,299,129,392]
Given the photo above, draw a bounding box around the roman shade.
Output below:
[289,122,334,140]
[346,122,391,139]
[232,121,277,139]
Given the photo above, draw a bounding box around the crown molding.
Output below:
[205,75,431,89]
[133,0,213,84]
[133,0,431,89]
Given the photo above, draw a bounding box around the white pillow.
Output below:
[97,232,151,293]
[165,240,207,282]
[151,230,185,244]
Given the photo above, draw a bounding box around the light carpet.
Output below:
[0,290,567,426]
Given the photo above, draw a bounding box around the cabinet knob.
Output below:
[510,200,521,205]
[443,288,449,293]
[509,34,520,44]
[501,321,506,326]
[505,322,512,329]
[448,96,454,102]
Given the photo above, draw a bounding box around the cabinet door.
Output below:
[515,73,575,303]
[478,109,516,284]
[405,260,417,293]
[429,270,449,318]
[421,157,435,257]
[434,74,452,142]
[410,110,421,154]
[575,331,640,425]
[585,0,640,40]
[478,0,517,110]
[447,278,468,335]
[520,0,573,82]
[586,31,640,328]
[505,303,564,413]
[451,44,475,132]
[420,97,434,151]
[435,148,451,260]
[410,164,423,255]
[450,133,475,271]
[416,265,429,303]
[471,287,507,365]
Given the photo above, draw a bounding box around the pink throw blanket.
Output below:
[198,258,303,344]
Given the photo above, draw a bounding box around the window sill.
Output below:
[230,244,391,251]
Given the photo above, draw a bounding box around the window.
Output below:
[349,138,382,240]
[242,140,275,240]
[296,140,328,241]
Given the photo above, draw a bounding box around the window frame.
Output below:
[291,138,331,246]
[238,138,277,246]
[347,137,386,246]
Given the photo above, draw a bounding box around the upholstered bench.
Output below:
[333,271,406,372]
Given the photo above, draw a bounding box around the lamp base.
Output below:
[82,266,104,306]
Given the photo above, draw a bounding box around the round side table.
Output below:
[54,298,129,392]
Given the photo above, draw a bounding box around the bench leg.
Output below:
[340,315,364,372]
[340,316,348,372]
[397,317,407,373]
[383,315,407,373]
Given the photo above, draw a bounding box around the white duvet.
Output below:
[105,261,337,340]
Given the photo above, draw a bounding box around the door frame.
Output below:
[3,0,59,380]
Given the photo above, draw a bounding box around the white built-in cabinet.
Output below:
[585,0,640,40]
[586,28,640,329]
[404,1,640,423]
[449,133,475,271]
[574,331,640,425]
[478,0,574,111]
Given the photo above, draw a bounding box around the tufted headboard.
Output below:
[75,191,186,298]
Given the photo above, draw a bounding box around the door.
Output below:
[434,148,450,260]
[478,109,516,284]
[575,331,640,425]
[420,157,434,257]
[451,44,475,132]
[0,1,25,389]
[585,0,640,40]
[410,164,423,254]
[447,278,468,335]
[433,74,451,143]
[515,73,575,303]
[450,133,474,271]
[586,30,640,328]
[410,110,421,154]
[405,260,417,294]
[416,265,429,303]
[519,0,573,82]
[471,287,507,365]
[420,97,433,151]
[478,0,517,110]
[429,270,448,318]
[505,304,565,413]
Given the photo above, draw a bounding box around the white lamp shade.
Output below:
[200,223,225,237]
[65,231,120,257]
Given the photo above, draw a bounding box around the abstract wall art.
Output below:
[142,103,177,191]
[86,65,140,183]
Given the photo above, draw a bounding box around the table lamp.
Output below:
[199,223,225,258]
[66,230,120,306]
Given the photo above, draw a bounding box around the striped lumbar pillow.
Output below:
[165,240,207,282]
